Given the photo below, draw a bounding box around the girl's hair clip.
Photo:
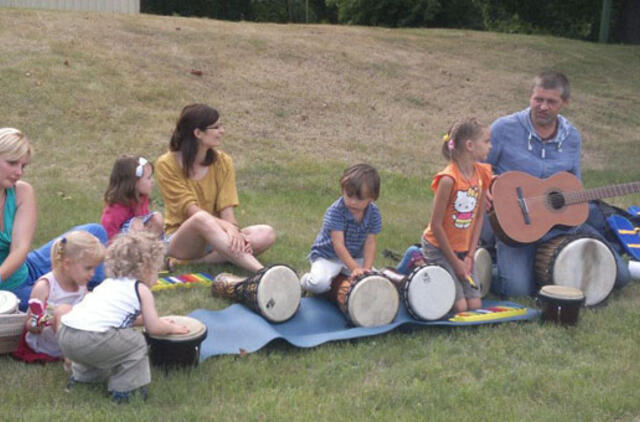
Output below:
[135,157,148,178]
[442,133,454,151]
[61,237,67,244]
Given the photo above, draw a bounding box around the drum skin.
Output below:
[329,273,399,327]
[403,265,455,321]
[145,316,208,368]
[535,235,616,307]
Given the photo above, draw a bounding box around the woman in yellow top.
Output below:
[155,104,275,272]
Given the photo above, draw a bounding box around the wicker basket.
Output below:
[0,312,27,354]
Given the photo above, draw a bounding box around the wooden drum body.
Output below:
[403,265,455,321]
[145,316,207,368]
[534,235,616,306]
[537,285,584,325]
[214,265,301,323]
[329,273,399,327]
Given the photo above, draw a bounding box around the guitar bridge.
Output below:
[516,187,531,225]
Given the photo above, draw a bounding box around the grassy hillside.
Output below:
[1,7,639,421]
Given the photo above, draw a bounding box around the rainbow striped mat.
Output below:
[153,272,215,292]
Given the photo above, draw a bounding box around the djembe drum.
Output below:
[145,315,208,368]
[402,264,456,321]
[211,264,301,323]
[537,285,585,325]
[328,272,399,327]
[534,235,616,306]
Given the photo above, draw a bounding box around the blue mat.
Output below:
[189,298,539,360]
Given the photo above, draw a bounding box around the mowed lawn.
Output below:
[1,7,640,421]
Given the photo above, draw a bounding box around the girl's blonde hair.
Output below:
[441,117,485,161]
[50,231,105,270]
[104,231,164,281]
[0,128,33,161]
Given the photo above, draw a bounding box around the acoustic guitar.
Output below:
[488,171,640,245]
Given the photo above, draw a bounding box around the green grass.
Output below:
[1,7,640,421]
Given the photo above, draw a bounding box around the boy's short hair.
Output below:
[531,70,571,101]
[340,163,380,200]
[104,231,165,281]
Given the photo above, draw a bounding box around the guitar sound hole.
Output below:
[548,191,565,210]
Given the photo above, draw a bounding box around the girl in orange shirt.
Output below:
[422,118,492,313]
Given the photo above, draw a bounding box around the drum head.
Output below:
[473,248,492,298]
[347,275,399,327]
[552,237,615,306]
[148,316,207,341]
[256,265,301,323]
[539,285,584,301]
[405,265,455,321]
[0,291,19,315]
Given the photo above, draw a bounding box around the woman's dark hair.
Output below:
[104,155,153,206]
[170,103,219,178]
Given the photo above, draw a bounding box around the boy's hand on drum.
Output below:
[349,267,368,280]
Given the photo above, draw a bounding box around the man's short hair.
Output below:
[531,71,570,101]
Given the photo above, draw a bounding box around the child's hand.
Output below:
[463,254,474,275]
[165,318,190,335]
[349,267,369,281]
[171,322,190,335]
[452,258,468,281]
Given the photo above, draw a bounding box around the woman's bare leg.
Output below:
[167,211,264,272]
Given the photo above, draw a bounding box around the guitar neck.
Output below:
[566,181,640,204]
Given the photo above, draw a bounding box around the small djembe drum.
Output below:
[537,285,585,326]
[327,272,399,327]
[145,315,208,368]
[211,264,301,323]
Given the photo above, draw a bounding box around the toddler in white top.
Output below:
[59,231,188,403]
[25,231,104,358]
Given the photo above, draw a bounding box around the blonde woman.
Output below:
[0,128,107,310]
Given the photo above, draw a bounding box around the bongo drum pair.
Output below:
[145,316,207,368]
[211,264,301,323]
[534,235,616,307]
[327,272,399,327]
